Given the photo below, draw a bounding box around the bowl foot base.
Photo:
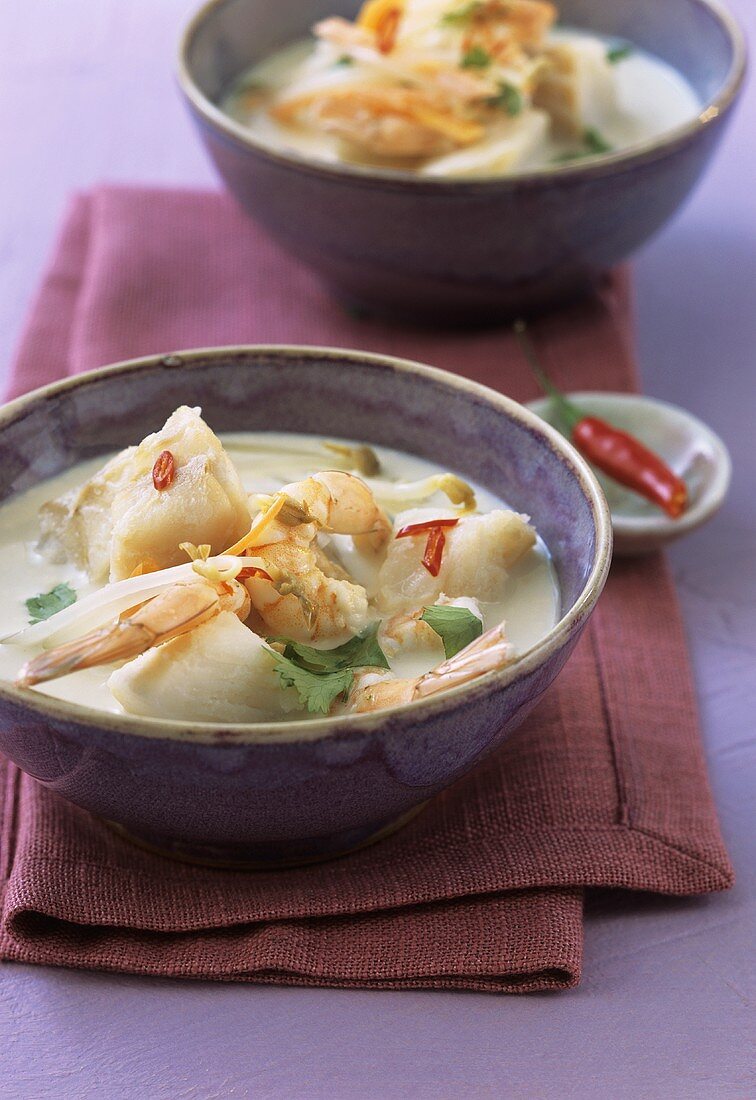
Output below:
[330,273,600,328]
[104,802,429,870]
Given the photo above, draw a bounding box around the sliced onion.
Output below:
[363,473,476,511]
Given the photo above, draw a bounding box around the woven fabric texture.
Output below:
[0,187,733,993]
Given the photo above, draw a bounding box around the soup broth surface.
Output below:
[222,26,701,177]
[0,433,560,719]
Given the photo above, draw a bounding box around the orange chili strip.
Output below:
[375,5,402,53]
[395,518,459,539]
[514,321,688,520]
[421,526,447,577]
[152,450,175,491]
[223,494,286,556]
[236,565,273,582]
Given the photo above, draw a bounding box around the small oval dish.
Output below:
[528,392,731,555]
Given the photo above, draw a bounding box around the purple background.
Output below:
[0,2,753,1096]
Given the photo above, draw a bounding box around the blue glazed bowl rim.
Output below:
[0,346,612,744]
[176,0,747,191]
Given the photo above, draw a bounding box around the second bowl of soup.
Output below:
[178,0,745,321]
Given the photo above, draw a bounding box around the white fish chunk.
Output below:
[108,611,303,723]
[377,508,536,613]
[38,406,251,583]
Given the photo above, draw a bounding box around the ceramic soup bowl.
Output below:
[0,348,611,866]
[178,0,745,323]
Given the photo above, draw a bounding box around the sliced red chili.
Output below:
[395,518,457,577]
[375,5,402,53]
[152,450,175,491]
[395,518,459,539]
[421,526,447,577]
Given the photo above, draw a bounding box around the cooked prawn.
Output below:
[459,0,556,52]
[280,470,393,555]
[379,595,484,659]
[349,622,512,711]
[313,16,376,51]
[274,86,484,158]
[16,577,250,688]
[226,471,391,642]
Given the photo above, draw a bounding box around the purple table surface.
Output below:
[0,2,754,1097]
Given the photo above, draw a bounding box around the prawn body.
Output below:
[17,577,250,689]
[237,471,391,642]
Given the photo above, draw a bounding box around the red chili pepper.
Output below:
[514,321,687,520]
[572,418,687,518]
[421,526,447,577]
[375,5,402,53]
[395,518,458,577]
[152,450,175,491]
[395,518,459,539]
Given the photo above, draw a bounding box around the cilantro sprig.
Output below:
[267,623,390,714]
[272,622,389,673]
[485,81,524,117]
[460,45,491,69]
[583,127,614,154]
[421,604,483,659]
[553,127,614,163]
[441,1,483,26]
[606,43,633,64]
[25,582,77,625]
[269,653,354,715]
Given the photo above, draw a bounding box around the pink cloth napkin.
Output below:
[8,187,638,392]
[0,186,733,992]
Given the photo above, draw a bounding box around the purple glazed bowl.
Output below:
[177,0,746,324]
[0,348,611,866]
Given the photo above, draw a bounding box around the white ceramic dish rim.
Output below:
[527,391,732,538]
[176,0,748,189]
[0,345,612,745]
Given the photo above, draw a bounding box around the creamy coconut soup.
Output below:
[222,0,701,178]
[0,408,559,723]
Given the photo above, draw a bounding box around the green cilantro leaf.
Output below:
[420,604,483,659]
[552,150,586,164]
[441,2,483,26]
[606,43,633,64]
[334,54,354,66]
[272,621,390,673]
[268,650,354,714]
[553,127,613,163]
[485,81,524,116]
[584,127,613,154]
[460,45,492,69]
[25,582,77,625]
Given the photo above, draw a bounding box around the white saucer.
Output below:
[527,392,732,556]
